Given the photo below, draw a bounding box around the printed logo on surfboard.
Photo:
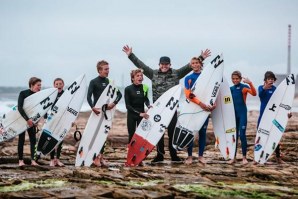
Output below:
[154,114,161,122]
[211,82,220,98]
[224,96,232,104]
[272,119,285,132]
[225,128,236,133]
[141,120,152,131]
[258,128,270,136]
[279,103,291,111]
[254,144,262,151]
[268,104,277,112]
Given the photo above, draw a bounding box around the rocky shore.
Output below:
[0,110,297,198]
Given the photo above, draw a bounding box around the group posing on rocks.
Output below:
[12,45,292,167]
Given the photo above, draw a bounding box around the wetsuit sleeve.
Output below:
[144,89,150,107]
[18,91,29,121]
[177,63,192,79]
[113,89,122,105]
[87,80,94,108]
[124,87,140,114]
[258,85,266,98]
[243,82,257,96]
[128,53,154,79]
[184,77,201,105]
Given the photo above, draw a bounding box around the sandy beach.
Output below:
[0,110,297,198]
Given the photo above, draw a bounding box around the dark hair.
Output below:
[96,60,109,72]
[28,77,41,88]
[231,70,242,78]
[264,71,277,81]
[53,78,64,85]
[130,69,143,83]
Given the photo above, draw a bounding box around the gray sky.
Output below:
[0,0,297,88]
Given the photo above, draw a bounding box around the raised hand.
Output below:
[201,49,211,59]
[122,45,132,56]
[242,77,252,84]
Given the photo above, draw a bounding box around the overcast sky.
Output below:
[0,0,297,88]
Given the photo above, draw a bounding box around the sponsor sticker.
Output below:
[272,119,285,132]
[141,120,152,131]
[224,96,231,104]
[226,128,236,133]
[254,144,262,151]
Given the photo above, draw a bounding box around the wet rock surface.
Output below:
[0,111,297,198]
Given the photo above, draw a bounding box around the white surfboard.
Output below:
[254,74,295,164]
[0,88,58,143]
[75,83,118,167]
[173,54,224,150]
[211,76,236,160]
[126,85,181,166]
[36,74,87,156]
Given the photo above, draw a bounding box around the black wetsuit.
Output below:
[124,84,150,143]
[87,76,122,153]
[17,89,37,161]
[50,90,64,160]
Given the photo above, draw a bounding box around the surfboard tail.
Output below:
[36,131,59,156]
[173,126,194,150]
[126,133,154,166]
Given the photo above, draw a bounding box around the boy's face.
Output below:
[99,64,109,77]
[54,80,64,92]
[31,81,41,92]
[159,63,171,73]
[191,59,203,73]
[265,78,275,85]
[232,75,241,85]
[132,72,144,85]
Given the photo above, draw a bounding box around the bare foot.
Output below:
[50,160,56,167]
[184,156,193,165]
[198,156,206,164]
[19,160,25,166]
[31,160,39,166]
[228,159,236,164]
[93,156,101,167]
[242,158,248,165]
[56,160,65,167]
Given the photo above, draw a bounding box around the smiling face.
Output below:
[190,59,203,73]
[232,74,242,85]
[159,63,171,73]
[132,72,144,85]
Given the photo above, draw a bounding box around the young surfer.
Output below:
[18,77,42,166]
[256,71,292,164]
[49,78,65,167]
[87,60,122,166]
[229,71,257,165]
[183,57,215,165]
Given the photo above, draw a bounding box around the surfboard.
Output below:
[36,74,87,157]
[254,74,295,164]
[75,83,118,167]
[0,88,58,143]
[126,85,181,166]
[173,54,224,150]
[211,76,236,160]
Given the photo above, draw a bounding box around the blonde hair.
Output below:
[96,60,109,72]
[130,69,143,83]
